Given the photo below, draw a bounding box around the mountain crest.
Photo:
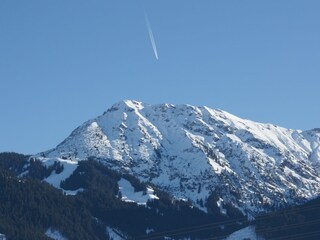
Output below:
[38,101,320,215]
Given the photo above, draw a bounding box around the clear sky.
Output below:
[1,0,320,154]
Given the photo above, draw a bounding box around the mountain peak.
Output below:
[38,101,320,216]
[104,100,145,114]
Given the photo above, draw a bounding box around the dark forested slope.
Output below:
[0,152,246,240]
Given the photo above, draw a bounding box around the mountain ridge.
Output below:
[36,100,320,216]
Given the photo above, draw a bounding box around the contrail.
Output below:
[143,8,159,60]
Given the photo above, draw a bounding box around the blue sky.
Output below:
[1,0,320,154]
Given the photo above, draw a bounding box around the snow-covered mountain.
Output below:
[38,100,320,216]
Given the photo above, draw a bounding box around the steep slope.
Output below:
[39,100,320,216]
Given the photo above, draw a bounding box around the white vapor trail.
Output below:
[143,9,159,60]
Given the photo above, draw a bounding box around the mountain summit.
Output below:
[39,100,320,215]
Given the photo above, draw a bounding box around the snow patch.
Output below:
[146,228,154,234]
[40,158,80,195]
[225,225,263,240]
[217,198,227,215]
[45,228,68,240]
[106,227,126,240]
[118,178,159,205]
[63,188,84,196]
